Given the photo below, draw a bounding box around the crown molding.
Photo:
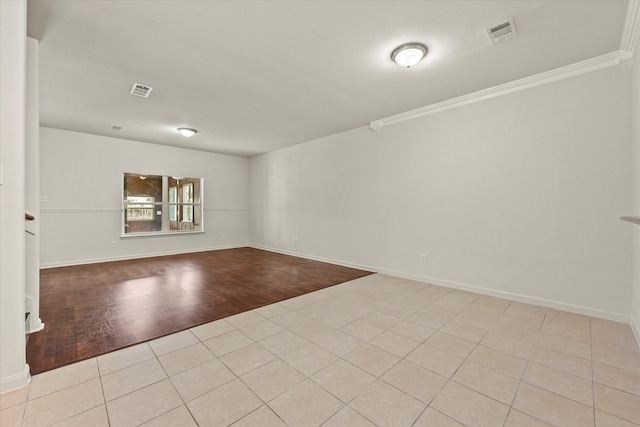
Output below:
[370,50,632,132]
[621,0,640,54]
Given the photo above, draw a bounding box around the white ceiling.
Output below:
[27,0,630,157]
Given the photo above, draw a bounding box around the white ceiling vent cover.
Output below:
[486,18,517,44]
[130,83,153,98]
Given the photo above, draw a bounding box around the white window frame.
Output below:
[122,173,204,237]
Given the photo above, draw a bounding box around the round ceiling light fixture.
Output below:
[391,43,428,68]
[177,127,198,138]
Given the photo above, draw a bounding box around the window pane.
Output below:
[123,174,163,234]
[170,204,201,231]
[124,174,163,202]
[169,187,177,221]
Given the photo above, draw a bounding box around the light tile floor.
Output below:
[2,274,640,426]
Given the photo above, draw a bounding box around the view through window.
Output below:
[123,173,203,235]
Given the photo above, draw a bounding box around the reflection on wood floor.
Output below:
[27,247,373,374]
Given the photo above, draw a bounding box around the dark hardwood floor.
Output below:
[27,247,373,374]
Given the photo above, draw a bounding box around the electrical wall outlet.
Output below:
[420,254,427,263]
[110,241,117,248]
[293,237,299,245]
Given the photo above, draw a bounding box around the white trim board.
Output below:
[39,208,248,214]
[369,50,632,132]
[0,364,30,394]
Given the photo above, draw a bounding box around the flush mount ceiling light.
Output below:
[391,43,428,68]
[177,128,198,138]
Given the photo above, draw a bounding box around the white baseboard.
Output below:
[0,364,30,394]
[250,244,634,326]
[379,267,632,324]
[39,244,247,269]
[249,245,375,274]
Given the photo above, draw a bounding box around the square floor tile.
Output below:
[259,330,309,356]
[0,384,29,410]
[170,358,235,402]
[101,358,167,401]
[452,360,520,405]
[439,321,487,343]
[268,380,343,426]
[204,330,254,357]
[504,409,553,426]
[97,343,155,376]
[148,330,199,356]
[241,359,306,402]
[139,405,197,427]
[389,320,436,342]
[523,361,593,406]
[322,405,376,427]
[190,319,235,341]
[254,303,290,319]
[512,383,594,427]
[497,312,543,332]
[188,379,262,427]
[481,331,534,359]
[381,359,447,404]
[413,407,464,427]
[220,342,276,376]
[369,330,420,357]
[431,381,509,427]
[349,380,425,427]
[593,361,640,396]
[29,358,99,400]
[405,343,464,378]
[240,319,285,341]
[467,345,527,379]
[311,359,376,403]
[106,379,182,427]
[530,345,592,379]
[312,329,365,357]
[23,378,104,427]
[1,403,25,427]
[595,410,639,427]
[341,319,385,341]
[279,342,338,376]
[594,383,640,424]
[593,346,640,375]
[535,333,591,360]
[231,405,287,427]
[424,331,476,358]
[343,343,400,377]
[158,342,215,376]
[226,311,266,329]
[53,405,109,427]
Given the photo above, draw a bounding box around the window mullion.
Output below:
[162,175,169,233]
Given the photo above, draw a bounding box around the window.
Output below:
[123,173,203,236]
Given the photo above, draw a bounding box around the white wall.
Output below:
[0,0,30,393]
[632,39,640,340]
[250,64,633,321]
[25,37,43,334]
[40,128,249,267]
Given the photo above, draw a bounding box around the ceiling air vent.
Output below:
[486,18,517,44]
[130,83,153,98]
